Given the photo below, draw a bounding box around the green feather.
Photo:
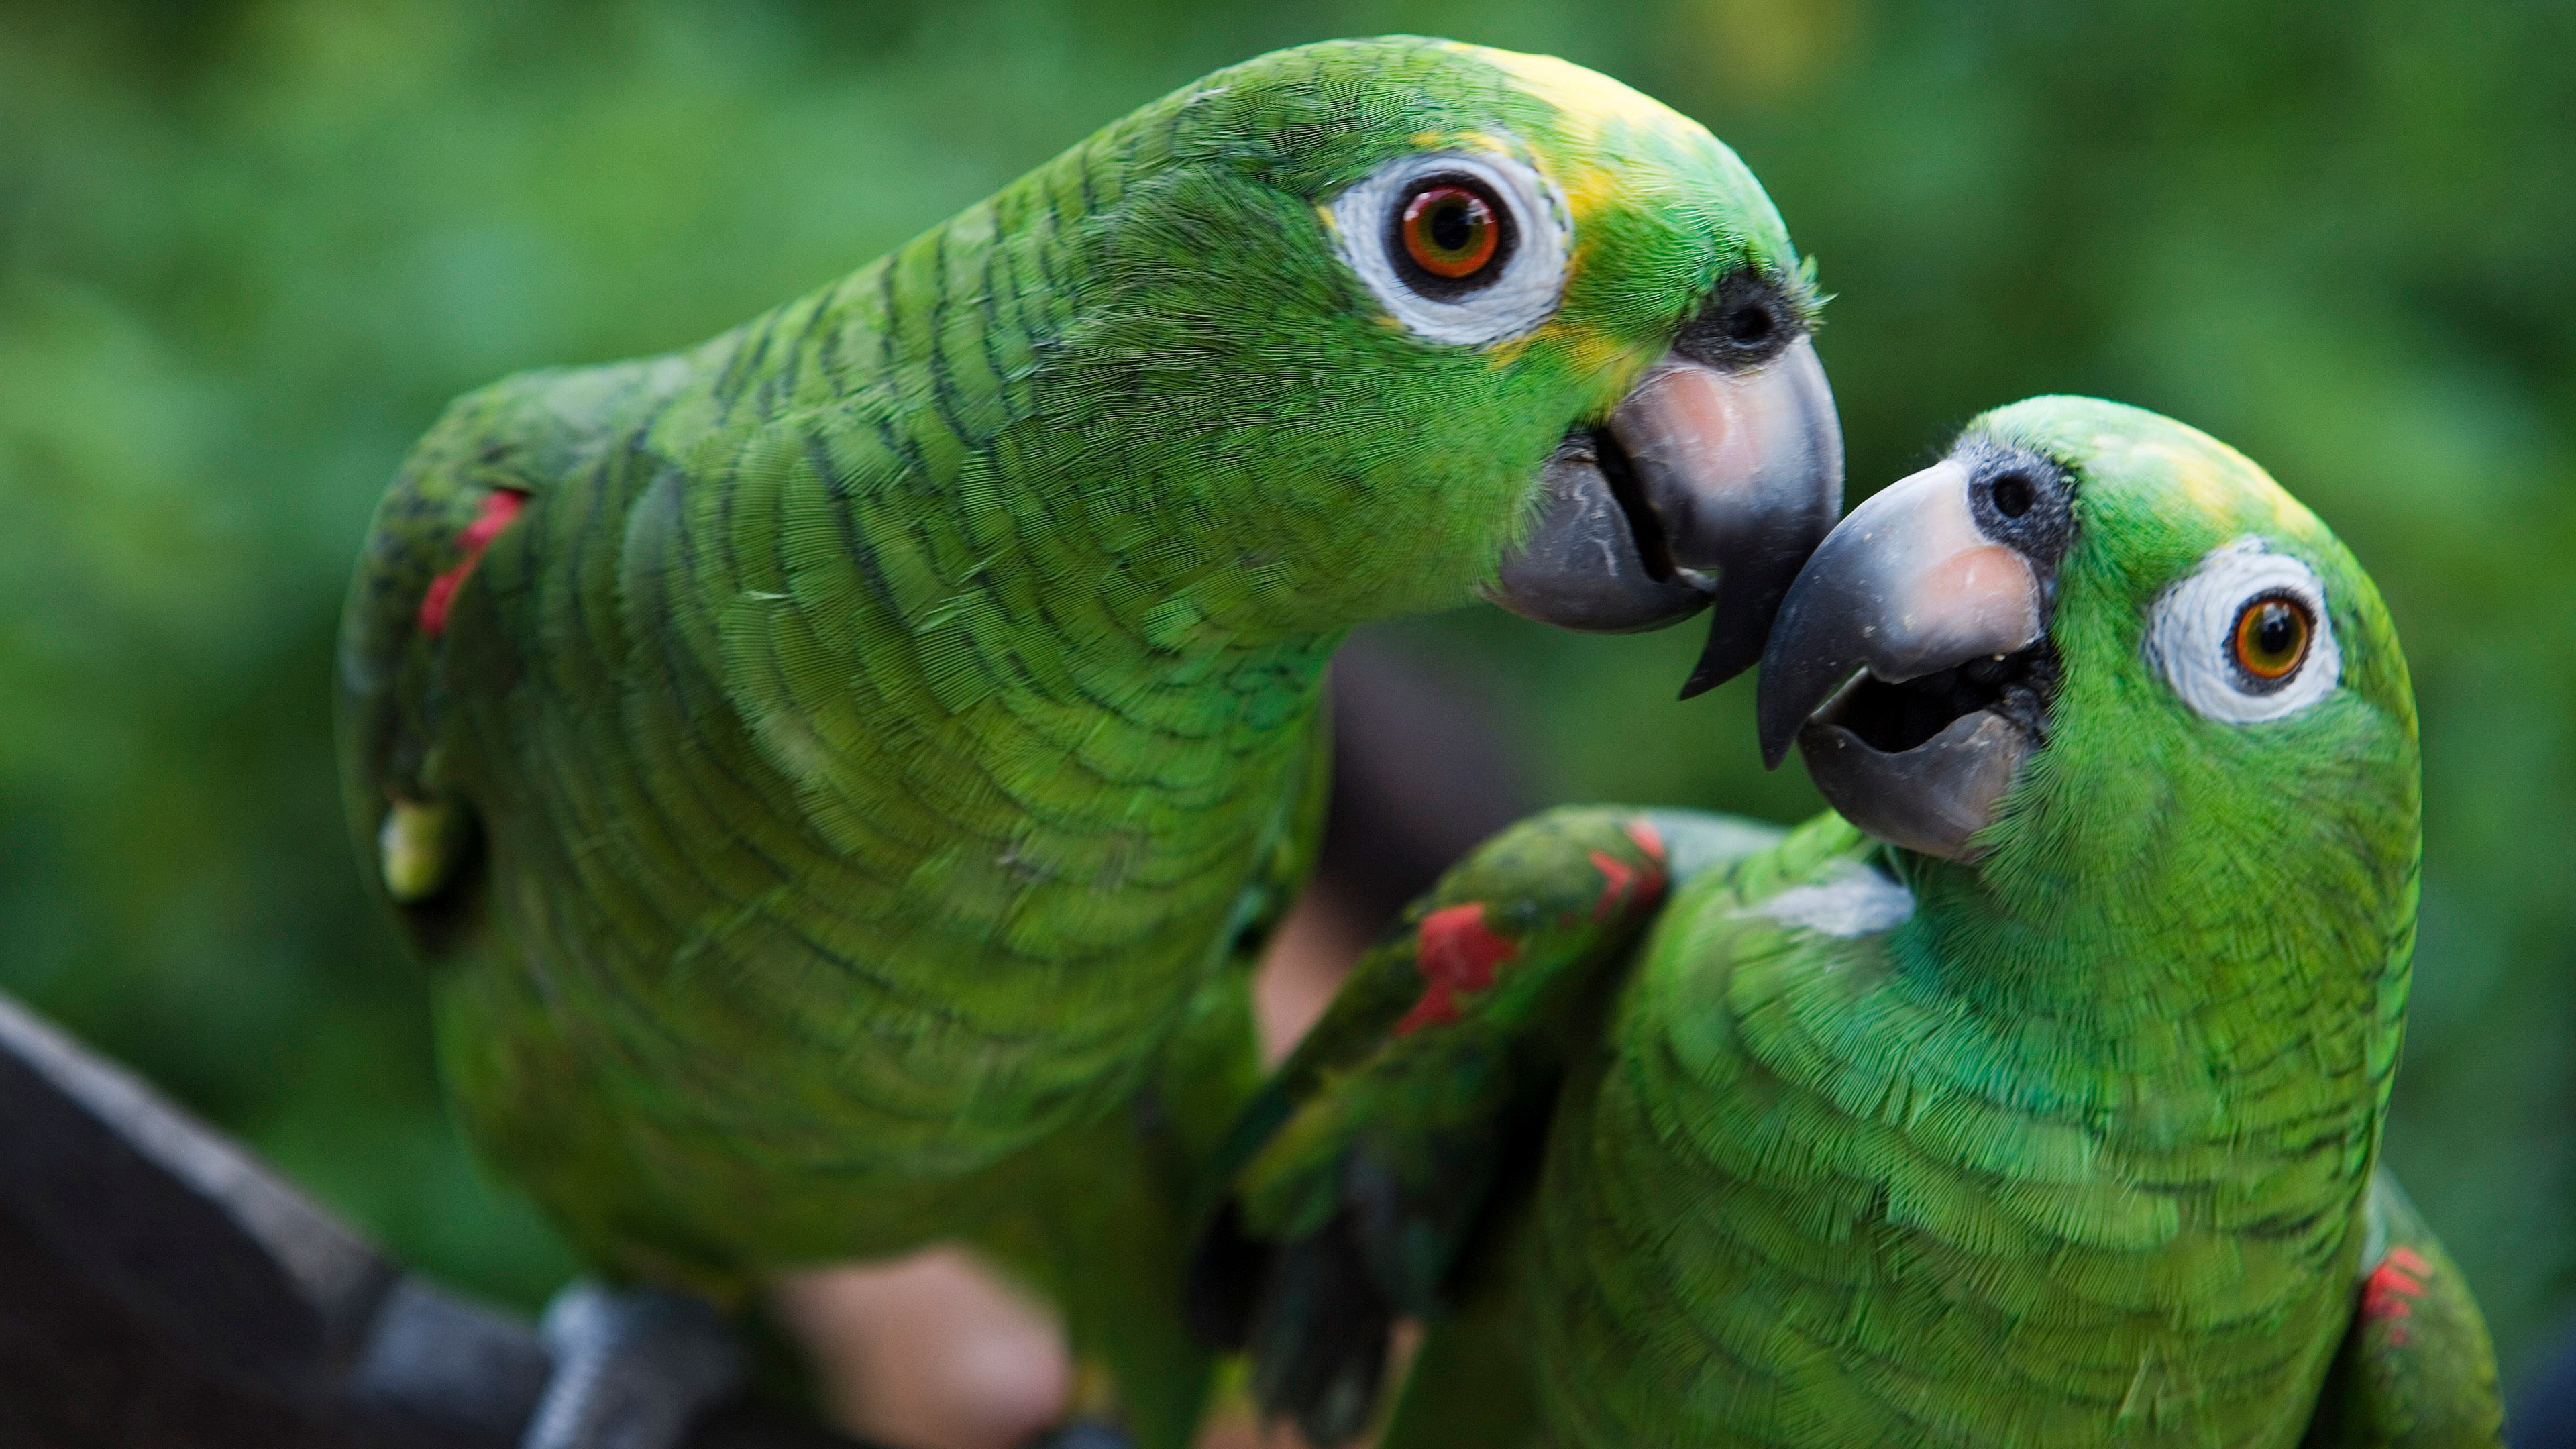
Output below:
[1217,400,2503,1448]
[335,35,1808,1444]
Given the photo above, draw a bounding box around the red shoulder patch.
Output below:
[419,488,529,637]
[2362,1246,2432,1346]
[1393,904,1517,1036]
[1590,820,1672,920]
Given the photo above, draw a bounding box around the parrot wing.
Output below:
[2302,1169,2506,1449]
[977,712,1332,1449]
[336,356,690,938]
[1187,805,1779,1445]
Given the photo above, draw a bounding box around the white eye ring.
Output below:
[1328,151,1571,347]
[2144,537,2341,724]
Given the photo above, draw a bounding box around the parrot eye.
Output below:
[2230,594,2311,683]
[1396,180,1508,286]
[2145,538,2341,724]
[1330,151,1570,347]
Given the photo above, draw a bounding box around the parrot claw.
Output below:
[521,1281,743,1449]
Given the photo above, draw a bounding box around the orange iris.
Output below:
[1402,184,1500,279]
[2231,596,2310,680]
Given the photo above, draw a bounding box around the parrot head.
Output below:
[1756,397,2416,914]
[1047,37,1840,686]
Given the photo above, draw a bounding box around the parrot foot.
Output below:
[1022,1421,1134,1449]
[521,1281,743,1449]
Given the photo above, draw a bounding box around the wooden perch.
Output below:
[0,989,871,1449]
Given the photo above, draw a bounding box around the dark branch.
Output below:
[0,989,872,1449]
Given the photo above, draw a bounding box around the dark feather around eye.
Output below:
[1672,270,1805,372]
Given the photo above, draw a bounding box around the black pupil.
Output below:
[1728,305,1772,343]
[1428,198,1475,252]
[2254,602,2299,656]
[1991,474,2035,518]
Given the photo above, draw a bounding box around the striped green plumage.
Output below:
[338,36,1806,1442]
[1527,820,2365,1444]
[1212,400,2500,1448]
[1513,405,2440,1446]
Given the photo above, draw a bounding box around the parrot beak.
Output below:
[1487,334,1842,690]
[1754,450,2071,860]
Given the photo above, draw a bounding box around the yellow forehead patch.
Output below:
[2112,431,2318,536]
[1462,44,1697,151]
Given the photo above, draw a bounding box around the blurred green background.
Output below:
[3,0,2572,1385]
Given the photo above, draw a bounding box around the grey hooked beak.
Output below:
[1488,335,1842,692]
[1755,454,2065,859]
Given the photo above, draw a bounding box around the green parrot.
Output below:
[337,35,1843,1449]
[1196,397,2504,1448]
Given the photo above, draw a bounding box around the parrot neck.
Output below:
[722,148,1532,644]
[1882,845,2408,1108]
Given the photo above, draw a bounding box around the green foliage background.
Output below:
[4,0,2571,1383]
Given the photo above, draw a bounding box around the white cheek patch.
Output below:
[2143,537,2342,725]
[1328,151,1571,347]
[1756,863,1915,938]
